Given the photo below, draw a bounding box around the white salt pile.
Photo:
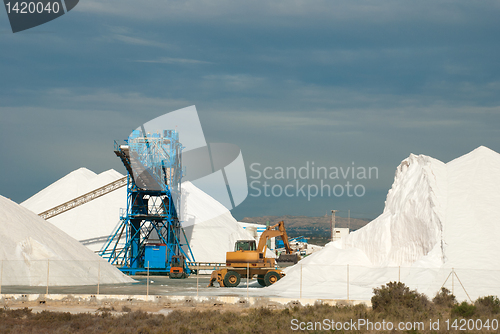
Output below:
[21,168,253,263]
[0,195,134,286]
[180,181,255,262]
[270,146,500,301]
[22,168,126,252]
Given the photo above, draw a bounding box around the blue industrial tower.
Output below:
[99,129,194,276]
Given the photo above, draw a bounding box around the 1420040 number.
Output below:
[445,318,498,331]
[5,2,60,14]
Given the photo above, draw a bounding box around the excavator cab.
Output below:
[234,240,257,251]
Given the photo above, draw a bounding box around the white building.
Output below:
[333,227,350,241]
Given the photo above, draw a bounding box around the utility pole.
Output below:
[348,209,350,232]
[331,210,338,242]
[266,220,271,250]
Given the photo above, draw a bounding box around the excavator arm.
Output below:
[257,221,294,255]
[277,221,293,255]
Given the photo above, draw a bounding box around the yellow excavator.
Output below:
[208,221,300,287]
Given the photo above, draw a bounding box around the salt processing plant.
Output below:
[1,107,500,305]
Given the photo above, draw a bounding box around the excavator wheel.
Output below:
[257,275,266,287]
[264,271,281,286]
[223,271,241,287]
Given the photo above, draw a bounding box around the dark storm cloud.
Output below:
[1,0,499,219]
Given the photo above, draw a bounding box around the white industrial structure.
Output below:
[332,227,350,241]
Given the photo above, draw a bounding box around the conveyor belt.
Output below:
[38,176,127,220]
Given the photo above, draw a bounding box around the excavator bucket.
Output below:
[277,253,300,265]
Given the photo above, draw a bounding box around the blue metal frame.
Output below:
[275,236,308,249]
[99,130,195,275]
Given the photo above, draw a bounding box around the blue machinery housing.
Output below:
[99,130,195,275]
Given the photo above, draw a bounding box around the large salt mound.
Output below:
[180,181,256,262]
[21,168,253,263]
[0,195,134,286]
[21,168,126,252]
[270,146,500,301]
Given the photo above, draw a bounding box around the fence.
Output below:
[291,264,498,302]
[0,260,497,303]
[0,259,112,295]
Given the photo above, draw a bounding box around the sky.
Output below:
[1,0,499,221]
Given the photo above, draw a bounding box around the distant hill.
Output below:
[239,215,370,234]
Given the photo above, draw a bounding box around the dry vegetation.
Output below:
[1,283,499,333]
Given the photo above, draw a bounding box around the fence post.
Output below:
[452,268,454,295]
[246,263,249,301]
[46,259,50,295]
[0,260,3,294]
[196,266,199,297]
[398,266,401,282]
[147,261,150,297]
[97,261,101,295]
[299,264,303,299]
[453,270,473,303]
[347,264,349,301]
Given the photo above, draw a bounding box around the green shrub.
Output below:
[433,287,456,308]
[475,295,500,315]
[451,301,476,318]
[372,281,430,316]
